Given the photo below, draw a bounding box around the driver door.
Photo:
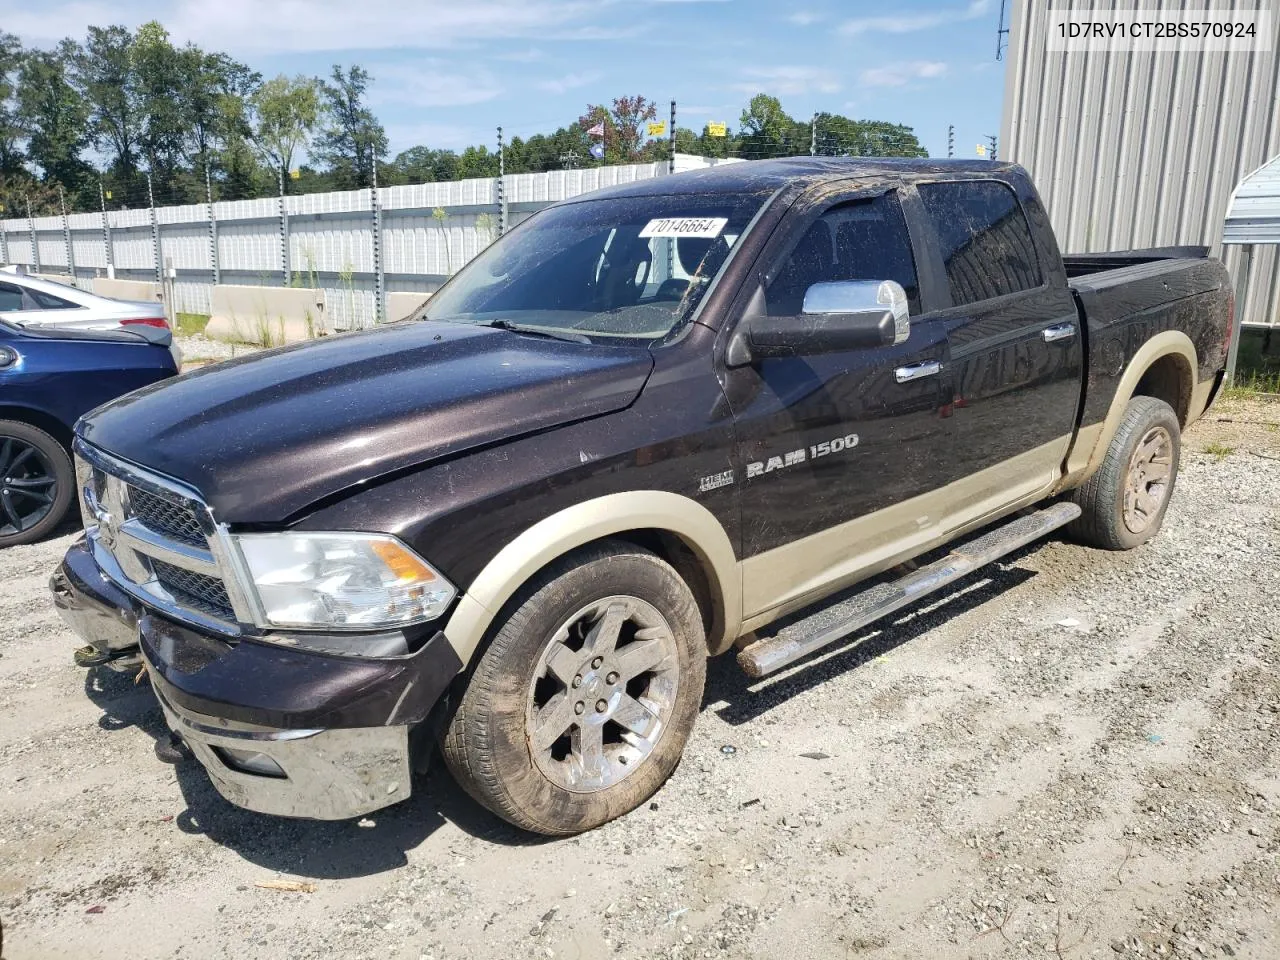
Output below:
[721,185,954,620]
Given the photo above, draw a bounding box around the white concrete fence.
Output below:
[0,156,733,339]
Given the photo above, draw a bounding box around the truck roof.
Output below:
[574,156,1023,202]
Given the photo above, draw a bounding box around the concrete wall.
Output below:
[206,285,325,345]
[91,278,163,303]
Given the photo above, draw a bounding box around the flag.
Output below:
[589,142,605,160]
[587,122,605,137]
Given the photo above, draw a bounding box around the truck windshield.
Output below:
[419,192,768,342]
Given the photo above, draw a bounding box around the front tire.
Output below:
[442,541,706,836]
[0,420,74,548]
[1068,396,1181,550]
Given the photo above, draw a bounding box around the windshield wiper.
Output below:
[480,319,591,344]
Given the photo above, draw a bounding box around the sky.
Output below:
[4,0,1011,161]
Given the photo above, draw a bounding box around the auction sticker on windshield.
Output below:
[639,217,728,239]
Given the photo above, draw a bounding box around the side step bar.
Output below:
[737,501,1082,679]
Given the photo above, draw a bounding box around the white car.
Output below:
[0,268,180,363]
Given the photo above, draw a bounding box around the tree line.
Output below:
[0,21,929,216]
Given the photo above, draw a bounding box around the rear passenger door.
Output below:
[914,178,1082,503]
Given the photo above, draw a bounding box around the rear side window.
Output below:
[0,282,23,311]
[917,180,1043,306]
[27,288,76,309]
[767,191,920,317]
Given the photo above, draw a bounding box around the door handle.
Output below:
[894,360,942,384]
[1042,322,1076,343]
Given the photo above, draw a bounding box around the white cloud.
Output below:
[372,62,502,108]
[859,60,948,87]
[787,11,822,26]
[840,0,990,37]
[1,0,628,53]
[536,71,603,95]
[730,66,841,98]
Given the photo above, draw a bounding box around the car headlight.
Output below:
[230,532,456,630]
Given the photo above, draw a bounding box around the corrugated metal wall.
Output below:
[0,157,729,328]
[1000,0,1280,328]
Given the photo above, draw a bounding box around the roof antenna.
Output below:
[996,0,1010,60]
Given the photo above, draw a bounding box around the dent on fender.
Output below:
[440,491,742,664]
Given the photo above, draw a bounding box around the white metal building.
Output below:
[1000,0,1280,329]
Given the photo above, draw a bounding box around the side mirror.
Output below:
[746,280,911,358]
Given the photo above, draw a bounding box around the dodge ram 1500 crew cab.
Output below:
[51,158,1233,835]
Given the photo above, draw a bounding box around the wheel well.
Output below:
[1133,353,1193,426]
[609,529,718,641]
[0,405,73,453]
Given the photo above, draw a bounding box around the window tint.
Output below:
[767,192,919,317]
[27,287,76,309]
[917,180,1042,306]
[0,282,24,312]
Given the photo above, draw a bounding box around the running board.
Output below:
[736,501,1082,679]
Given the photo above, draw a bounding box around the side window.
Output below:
[0,282,24,312]
[916,180,1043,306]
[766,191,920,317]
[27,288,76,309]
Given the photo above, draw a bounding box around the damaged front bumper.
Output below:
[51,537,462,820]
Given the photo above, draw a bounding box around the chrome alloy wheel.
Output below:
[525,596,680,793]
[1123,425,1174,534]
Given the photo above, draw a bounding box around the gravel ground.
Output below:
[176,335,266,367]
[1,397,1277,960]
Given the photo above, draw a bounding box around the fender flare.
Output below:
[441,491,742,666]
[1063,330,1199,485]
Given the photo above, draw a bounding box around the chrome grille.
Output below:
[150,560,235,621]
[75,442,243,635]
[127,487,206,547]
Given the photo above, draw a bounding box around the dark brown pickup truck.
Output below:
[53,157,1232,835]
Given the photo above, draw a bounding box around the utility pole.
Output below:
[496,126,506,236]
[99,177,114,277]
[205,162,219,286]
[811,113,818,156]
[371,157,384,323]
[146,171,161,283]
[277,164,289,286]
[25,195,39,273]
[668,99,676,174]
[987,134,999,160]
[59,186,76,284]
[947,125,955,158]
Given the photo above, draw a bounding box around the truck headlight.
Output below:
[230,532,456,630]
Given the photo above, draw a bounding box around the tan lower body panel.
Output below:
[739,436,1070,630]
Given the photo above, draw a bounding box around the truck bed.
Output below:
[1062,246,1209,279]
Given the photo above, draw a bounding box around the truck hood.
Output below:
[78,321,654,521]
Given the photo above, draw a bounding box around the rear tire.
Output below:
[442,541,706,836]
[1067,396,1181,550]
[0,420,74,548]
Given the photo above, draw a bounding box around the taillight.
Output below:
[120,317,170,329]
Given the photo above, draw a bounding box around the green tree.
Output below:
[17,42,92,193]
[579,96,659,164]
[74,25,141,178]
[313,65,387,189]
[250,74,320,188]
[0,33,25,178]
[813,115,927,157]
[737,93,806,159]
[390,145,460,183]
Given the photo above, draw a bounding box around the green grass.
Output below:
[1202,441,1234,460]
[175,312,211,336]
[1230,328,1280,397]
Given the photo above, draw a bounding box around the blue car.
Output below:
[0,319,178,546]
